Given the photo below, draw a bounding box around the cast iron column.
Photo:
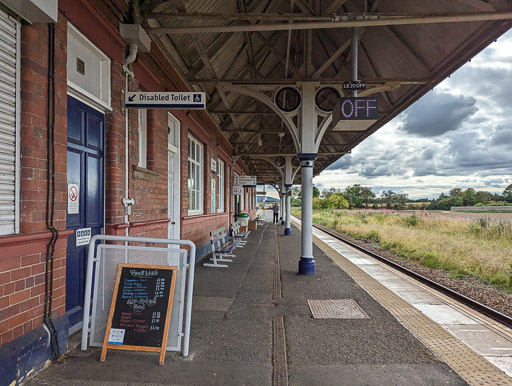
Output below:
[298,154,316,274]
[284,184,292,235]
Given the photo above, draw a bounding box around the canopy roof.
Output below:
[141,0,512,183]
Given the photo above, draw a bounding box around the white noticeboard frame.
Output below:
[68,183,80,214]
[211,158,217,174]
[81,235,197,357]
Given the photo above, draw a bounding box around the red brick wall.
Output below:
[0,0,252,348]
[0,234,70,345]
[0,16,70,345]
[19,19,67,234]
[179,114,235,249]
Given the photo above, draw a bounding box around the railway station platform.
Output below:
[25,212,512,386]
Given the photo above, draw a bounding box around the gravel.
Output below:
[313,222,512,318]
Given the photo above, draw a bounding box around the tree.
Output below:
[381,190,408,209]
[504,184,512,202]
[290,197,301,207]
[291,186,301,198]
[462,188,476,206]
[322,187,339,199]
[475,191,491,205]
[312,185,320,198]
[344,184,365,208]
[361,187,376,208]
[323,193,349,209]
[450,188,463,198]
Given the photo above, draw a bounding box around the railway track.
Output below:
[312,222,512,330]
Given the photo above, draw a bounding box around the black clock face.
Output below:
[275,87,301,112]
[291,156,300,167]
[315,87,340,112]
[275,156,285,167]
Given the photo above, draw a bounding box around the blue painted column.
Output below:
[298,154,316,274]
[284,184,292,235]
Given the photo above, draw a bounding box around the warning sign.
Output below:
[68,184,79,214]
[232,185,243,195]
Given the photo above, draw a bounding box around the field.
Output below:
[292,208,512,291]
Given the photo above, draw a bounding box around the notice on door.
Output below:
[67,183,80,214]
[76,227,92,247]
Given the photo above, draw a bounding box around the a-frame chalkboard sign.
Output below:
[100,264,178,365]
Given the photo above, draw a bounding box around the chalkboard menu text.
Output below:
[100,264,178,365]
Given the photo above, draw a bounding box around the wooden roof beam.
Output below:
[189,78,427,85]
[237,152,349,156]
[147,12,332,21]
[146,12,512,34]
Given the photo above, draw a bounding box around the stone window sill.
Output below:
[133,165,159,182]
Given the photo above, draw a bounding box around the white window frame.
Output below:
[188,135,203,215]
[138,109,147,168]
[67,22,111,111]
[210,177,216,213]
[217,159,225,213]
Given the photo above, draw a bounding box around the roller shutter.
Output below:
[0,9,18,235]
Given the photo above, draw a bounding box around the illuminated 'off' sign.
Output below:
[339,97,378,120]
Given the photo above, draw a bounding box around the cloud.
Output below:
[490,127,512,150]
[326,154,353,170]
[316,30,512,199]
[399,91,478,137]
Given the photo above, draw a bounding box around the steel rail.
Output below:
[312,222,512,329]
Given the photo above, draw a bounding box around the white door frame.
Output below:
[168,113,181,239]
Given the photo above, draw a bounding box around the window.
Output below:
[168,112,179,151]
[67,23,111,110]
[211,178,216,213]
[0,10,19,235]
[138,109,147,168]
[217,159,225,213]
[188,135,203,215]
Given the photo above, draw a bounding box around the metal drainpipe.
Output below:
[124,44,137,239]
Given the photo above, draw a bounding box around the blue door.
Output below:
[66,97,104,329]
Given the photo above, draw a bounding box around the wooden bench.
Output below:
[232,221,250,246]
[203,227,239,268]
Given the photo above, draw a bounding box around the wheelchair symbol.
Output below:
[193,94,202,103]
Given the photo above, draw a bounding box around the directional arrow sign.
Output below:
[125,92,206,109]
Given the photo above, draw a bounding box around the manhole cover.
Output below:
[307,299,370,319]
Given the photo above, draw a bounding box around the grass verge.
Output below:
[291,208,512,292]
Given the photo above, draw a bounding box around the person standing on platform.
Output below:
[272,203,279,224]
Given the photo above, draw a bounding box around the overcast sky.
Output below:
[313,28,512,199]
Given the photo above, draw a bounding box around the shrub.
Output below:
[312,198,324,210]
[404,215,420,227]
[366,230,380,243]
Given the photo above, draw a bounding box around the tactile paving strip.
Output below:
[292,220,512,386]
[308,299,369,319]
